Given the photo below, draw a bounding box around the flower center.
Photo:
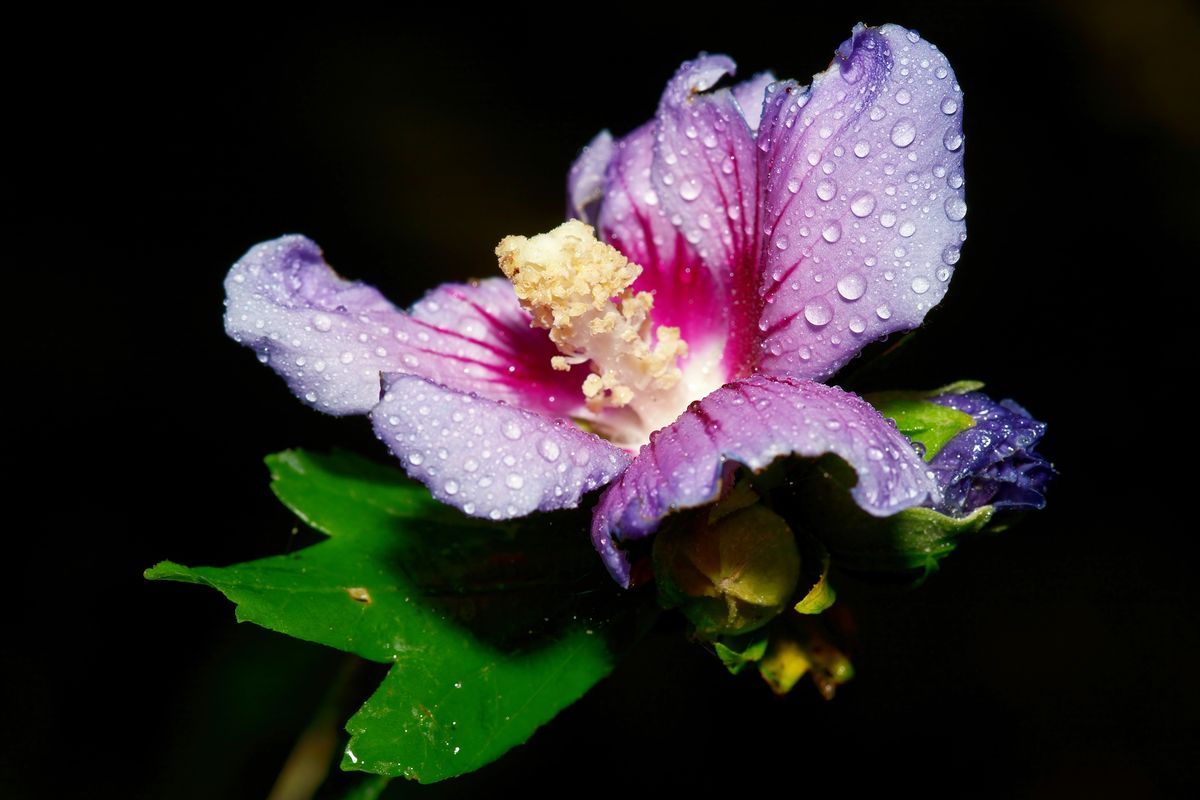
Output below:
[496,220,704,447]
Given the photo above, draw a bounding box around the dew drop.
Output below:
[895,89,911,105]
[850,191,876,217]
[804,298,833,326]
[539,439,560,462]
[911,276,931,294]
[444,480,459,496]
[944,196,968,221]
[899,220,917,238]
[890,118,917,147]
[848,316,866,333]
[880,211,897,228]
[821,222,842,243]
[816,179,837,201]
[786,177,801,194]
[853,140,870,158]
[506,473,524,490]
[679,180,702,201]
[408,452,424,466]
[304,391,317,402]
[837,273,866,300]
[867,446,884,461]
[870,106,886,121]
[340,352,354,364]
[942,244,961,265]
[940,96,958,115]
[875,304,892,320]
[313,314,333,332]
[503,421,522,440]
[775,236,789,251]
[943,128,963,151]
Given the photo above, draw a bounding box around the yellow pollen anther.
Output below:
[496,220,690,419]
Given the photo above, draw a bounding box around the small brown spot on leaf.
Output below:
[347,587,372,604]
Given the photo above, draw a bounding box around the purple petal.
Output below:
[596,122,728,359]
[567,130,615,225]
[754,24,967,380]
[591,375,939,585]
[225,236,584,418]
[395,278,587,418]
[652,54,761,374]
[224,235,408,415]
[928,391,1053,515]
[371,374,631,520]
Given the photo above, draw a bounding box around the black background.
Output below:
[9,1,1199,796]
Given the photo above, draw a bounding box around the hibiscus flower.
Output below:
[225,23,972,587]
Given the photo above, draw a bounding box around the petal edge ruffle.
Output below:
[591,374,939,585]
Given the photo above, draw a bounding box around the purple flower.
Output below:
[928,392,1053,516]
[225,23,968,586]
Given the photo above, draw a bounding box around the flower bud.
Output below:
[653,502,801,637]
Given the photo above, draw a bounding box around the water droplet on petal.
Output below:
[775,236,789,251]
[880,211,897,228]
[876,304,892,320]
[944,196,968,221]
[853,140,870,158]
[539,439,560,462]
[804,298,833,326]
[444,480,459,495]
[940,96,958,115]
[679,180,702,201]
[850,191,876,217]
[313,314,333,332]
[895,89,911,105]
[890,119,917,147]
[899,220,917,238]
[943,128,963,151]
[867,446,885,461]
[787,177,801,193]
[837,273,866,300]
[503,421,522,440]
[911,276,931,294]
[408,452,424,466]
[848,316,866,333]
[506,473,524,490]
[942,245,961,265]
[816,179,837,201]
[822,222,842,243]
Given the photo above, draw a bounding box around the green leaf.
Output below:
[147,449,648,783]
[866,391,977,461]
[791,456,995,576]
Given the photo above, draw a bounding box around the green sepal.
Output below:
[865,391,976,462]
[794,538,836,615]
[713,636,769,675]
[147,449,652,783]
[792,456,995,578]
